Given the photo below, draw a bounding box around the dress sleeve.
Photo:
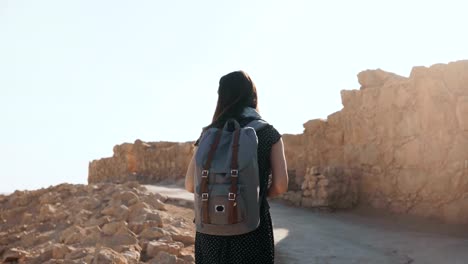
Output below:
[262,125,282,146]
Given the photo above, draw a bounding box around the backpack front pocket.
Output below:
[196,184,245,226]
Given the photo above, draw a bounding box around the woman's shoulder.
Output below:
[258,123,280,134]
[194,118,281,146]
[238,117,277,132]
[253,121,282,145]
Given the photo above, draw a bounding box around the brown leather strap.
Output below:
[201,129,223,224]
[200,176,210,224]
[230,129,240,170]
[228,128,240,224]
[203,130,223,170]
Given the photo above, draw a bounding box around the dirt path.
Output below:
[144,185,468,264]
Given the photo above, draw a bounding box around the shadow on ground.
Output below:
[271,201,468,264]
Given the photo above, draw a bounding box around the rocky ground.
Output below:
[4,183,468,264]
[0,182,195,264]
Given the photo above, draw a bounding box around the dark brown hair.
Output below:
[210,71,258,127]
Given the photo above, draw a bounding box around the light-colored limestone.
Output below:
[0,182,194,263]
[282,60,468,224]
[88,140,193,185]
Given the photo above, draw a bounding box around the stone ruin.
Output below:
[88,60,468,224]
[88,140,193,185]
[282,166,359,210]
[282,60,468,224]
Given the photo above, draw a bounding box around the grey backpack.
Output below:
[193,118,267,236]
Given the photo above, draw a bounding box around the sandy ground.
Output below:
[144,185,468,264]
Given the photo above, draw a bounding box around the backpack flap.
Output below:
[195,182,242,196]
[195,127,258,175]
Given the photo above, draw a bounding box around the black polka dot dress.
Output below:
[194,118,282,264]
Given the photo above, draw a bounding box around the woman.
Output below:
[185,70,288,264]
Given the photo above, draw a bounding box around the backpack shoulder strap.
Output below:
[245,119,269,131]
[244,118,271,211]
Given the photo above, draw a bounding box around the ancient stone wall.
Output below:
[88,140,194,185]
[281,118,359,211]
[345,61,468,223]
[283,60,468,224]
[281,166,359,210]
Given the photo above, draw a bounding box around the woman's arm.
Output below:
[268,138,289,197]
[185,147,197,193]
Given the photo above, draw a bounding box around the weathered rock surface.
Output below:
[282,166,359,210]
[282,60,468,224]
[0,182,194,263]
[88,140,193,185]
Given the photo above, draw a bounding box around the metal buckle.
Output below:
[228,192,236,201]
[201,193,209,201]
[201,170,209,178]
[230,169,238,177]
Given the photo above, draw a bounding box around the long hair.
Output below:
[210,71,259,127]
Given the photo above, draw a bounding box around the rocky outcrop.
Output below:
[89,140,194,185]
[283,60,468,224]
[0,182,195,263]
[347,61,468,223]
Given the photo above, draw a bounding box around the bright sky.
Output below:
[1,0,467,193]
